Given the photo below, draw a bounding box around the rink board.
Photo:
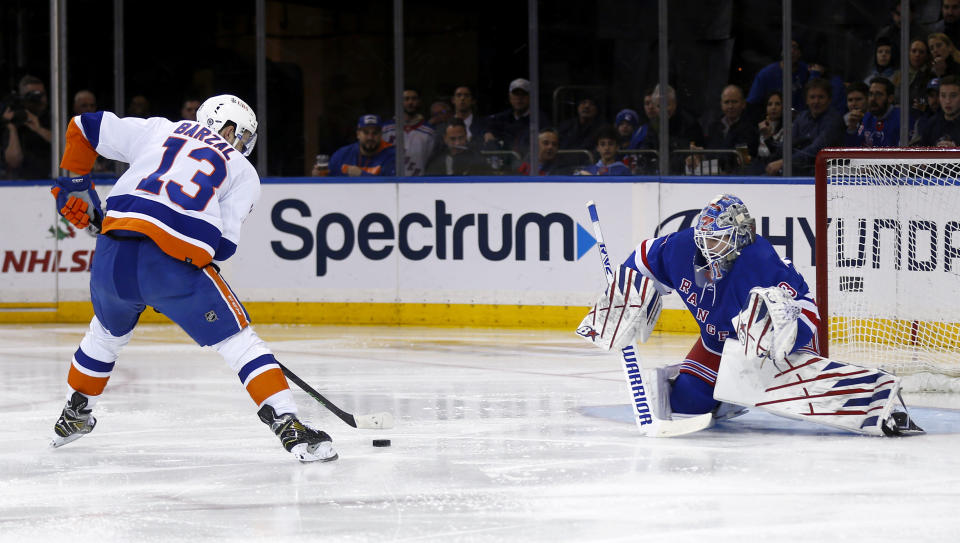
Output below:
[0,176,815,327]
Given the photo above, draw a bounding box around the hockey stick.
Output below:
[279,363,395,429]
[77,191,389,429]
[586,201,713,437]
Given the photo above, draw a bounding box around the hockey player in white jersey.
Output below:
[577,194,923,437]
[49,95,338,462]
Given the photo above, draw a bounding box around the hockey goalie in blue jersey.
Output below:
[577,194,923,436]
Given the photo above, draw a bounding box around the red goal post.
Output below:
[815,148,960,386]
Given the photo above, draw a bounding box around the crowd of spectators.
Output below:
[0,75,209,180]
[321,2,960,178]
[7,2,960,179]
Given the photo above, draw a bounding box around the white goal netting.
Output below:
[823,155,960,391]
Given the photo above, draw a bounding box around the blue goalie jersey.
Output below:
[626,227,820,355]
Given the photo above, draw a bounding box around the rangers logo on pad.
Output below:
[576,325,599,341]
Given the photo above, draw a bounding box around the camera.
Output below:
[1,90,44,126]
[1,93,27,126]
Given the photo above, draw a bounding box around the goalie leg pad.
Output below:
[576,266,663,351]
[715,339,919,436]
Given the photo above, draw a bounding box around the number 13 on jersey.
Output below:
[137,136,227,211]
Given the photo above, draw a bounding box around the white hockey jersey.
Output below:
[61,112,260,267]
[382,119,436,176]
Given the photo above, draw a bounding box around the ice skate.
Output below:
[881,408,925,437]
[50,391,97,448]
[258,405,338,463]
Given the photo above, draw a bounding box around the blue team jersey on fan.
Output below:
[580,160,631,176]
[328,142,396,177]
[627,227,818,354]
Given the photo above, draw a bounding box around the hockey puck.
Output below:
[372,439,391,447]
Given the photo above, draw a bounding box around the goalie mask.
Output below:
[196,94,258,156]
[693,194,756,285]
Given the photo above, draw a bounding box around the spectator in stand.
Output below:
[905,39,933,108]
[910,77,943,143]
[558,95,602,150]
[484,78,545,156]
[645,83,705,174]
[181,97,202,121]
[613,108,640,172]
[845,77,901,147]
[127,95,151,118]
[928,33,960,78]
[1,75,52,180]
[641,88,656,124]
[746,39,810,120]
[753,91,785,174]
[877,1,930,46]
[808,61,848,114]
[624,87,658,152]
[923,76,943,115]
[907,77,940,147]
[427,98,453,157]
[918,74,960,145]
[764,78,843,176]
[328,114,396,177]
[428,99,452,128]
[930,0,960,49]
[690,84,757,173]
[844,82,870,136]
[517,128,560,176]
[424,119,491,176]
[71,90,118,176]
[614,108,639,148]
[73,90,97,115]
[864,37,899,85]
[383,88,436,176]
[452,86,482,144]
[575,127,631,176]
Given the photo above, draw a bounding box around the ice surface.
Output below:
[1,324,959,542]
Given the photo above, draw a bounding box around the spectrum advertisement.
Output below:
[2,178,816,318]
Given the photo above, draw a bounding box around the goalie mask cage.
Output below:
[816,148,960,391]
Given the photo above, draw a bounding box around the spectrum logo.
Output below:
[270,199,598,276]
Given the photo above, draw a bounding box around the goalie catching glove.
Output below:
[51,175,103,232]
[576,265,665,351]
[732,286,800,362]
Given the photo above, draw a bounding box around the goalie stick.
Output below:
[280,363,395,430]
[586,201,713,437]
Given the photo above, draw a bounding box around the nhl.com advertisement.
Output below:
[1,179,817,311]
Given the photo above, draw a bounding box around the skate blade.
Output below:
[292,442,339,463]
[50,416,96,448]
[50,432,86,448]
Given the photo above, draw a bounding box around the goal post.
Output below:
[816,148,960,388]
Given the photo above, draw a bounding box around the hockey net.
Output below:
[816,149,960,392]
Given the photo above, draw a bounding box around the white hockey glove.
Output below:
[576,266,664,351]
[732,286,800,362]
